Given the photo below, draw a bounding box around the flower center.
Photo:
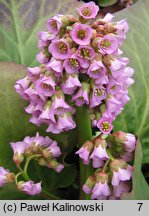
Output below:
[94,89,105,96]
[69,58,79,68]
[80,48,90,60]
[51,21,57,30]
[58,42,68,54]
[42,83,52,91]
[101,39,111,48]
[93,69,100,74]
[77,29,86,39]
[82,7,91,16]
[101,121,110,132]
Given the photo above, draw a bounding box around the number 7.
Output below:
[137,203,143,211]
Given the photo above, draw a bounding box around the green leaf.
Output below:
[98,0,118,7]
[114,0,149,163]
[0,0,82,66]
[122,138,149,199]
[37,165,77,190]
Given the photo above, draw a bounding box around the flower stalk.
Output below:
[76,105,93,199]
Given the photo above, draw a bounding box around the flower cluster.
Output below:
[15,1,134,135]
[0,133,64,196]
[76,131,136,199]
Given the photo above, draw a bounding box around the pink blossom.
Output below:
[47,14,63,34]
[87,60,106,80]
[83,175,96,194]
[71,23,92,45]
[77,2,99,19]
[76,46,95,62]
[48,40,70,60]
[90,145,109,168]
[75,141,93,165]
[20,181,42,196]
[15,76,31,100]
[97,117,113,134]
[46,58,63,78]
[124,133,136,152]
[90,86,107,108]
[35,75,56,97]
[72,83,90,106]
[98,35,119,55]
[113,181,131,198]
[110,160,133,186]
[0,167,9,187]
[57,113,76,131]
[62,74,82,95]
[36,52,49,64]
[63,54,80,73]
[91,173,110,199]
[51,94,72,115]
[27,67,41,81]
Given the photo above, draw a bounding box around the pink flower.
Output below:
[121,151,133,162]
[90,138,109,168]
[57,113,76,132]
[48,40,70,60]
[97,117,113,134]
[98,35,119,55]
[91,173,110,199]
[75,141,93,165]
[51,94,72,115]
[87,60,106,80]
[24,84,46,103]
[39,102,56,123]
[0,167,9,187]
[42,141,62,158]
[83,175,96,194]
[27,67,41,81]
[38,31,55,50]
[72,82,90,106]
[110,131,136,153]
[15,76,31,100]
[19,181,42,196]
[62,74,82,95]
[113,181,131,198]
[102,13,114,22]
[76,45,95,61]
[90,86,107,108]
[35,75,56,97]
[46,58,63,77]
[77,2,99,19]
[106,96,121,114]
[71,23,92,45]
[110,159,133,186]
[124,133,136,152]
[63,54,80,73]
[10,141,27,164]
[36,52,49,64]
[47,14,63,34]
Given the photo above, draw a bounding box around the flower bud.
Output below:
[83,175,96,194]
[47,159,64,173]
[75,140,94,165]
[91,172,110,200]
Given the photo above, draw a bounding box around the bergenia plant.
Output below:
[0,1,137,200]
